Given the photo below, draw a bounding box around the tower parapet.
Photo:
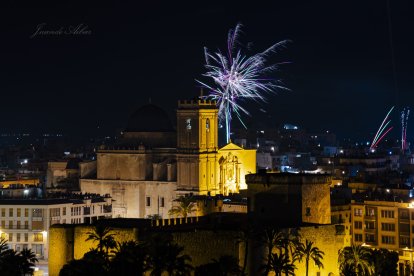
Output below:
[178,99,217,110]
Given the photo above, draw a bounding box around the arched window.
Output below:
[186,118,191,130]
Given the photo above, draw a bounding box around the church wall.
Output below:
[217,147,256,194]
[79,161,97,178]
[97,153,148,181]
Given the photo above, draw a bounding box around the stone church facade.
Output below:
[80,99,256,218]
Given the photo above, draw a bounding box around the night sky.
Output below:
[1,1,413,140]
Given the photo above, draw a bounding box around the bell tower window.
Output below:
[186,118,192,130]
[206,118,210,132]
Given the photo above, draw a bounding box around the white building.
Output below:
[0,194,112,259]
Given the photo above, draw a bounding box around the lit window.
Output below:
[33,233,43,242]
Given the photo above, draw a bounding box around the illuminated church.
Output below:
[80,98,256,218]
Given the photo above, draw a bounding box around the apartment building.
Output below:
[0,194,112,259]
[351,200,414,273]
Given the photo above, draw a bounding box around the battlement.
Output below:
[150,216,199,227]
[178,99,217,109]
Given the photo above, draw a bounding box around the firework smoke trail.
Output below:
[401,107,410,151]
[370,106,394,150]
[197,23,290,143]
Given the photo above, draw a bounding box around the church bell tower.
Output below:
[176,99,219,195]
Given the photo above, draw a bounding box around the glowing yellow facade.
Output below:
[176,99,256,195]
[217,143,256,193]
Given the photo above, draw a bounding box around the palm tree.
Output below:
[259,228,300,276]
[267,252,295,276]
[168,196,196,221]
[338,245,373,276]
[60,249,108,276]
[85,225,116,256]
[297,239,324,276]
[110,241,149,275]
[20,248,38,275]
[260,228,285,275]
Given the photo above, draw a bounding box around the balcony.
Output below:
[364,215,376,220]
[399,217,410,223]
[2,225,29,230]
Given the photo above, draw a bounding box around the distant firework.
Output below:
[197,23,289,143]
[370,106,394,150]
[401,107,410,151]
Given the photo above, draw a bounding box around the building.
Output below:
[46,159,81,188]
[246,173,332,225]
[80,99,256,219]
[0,194,112,259]
[350,199,414,274]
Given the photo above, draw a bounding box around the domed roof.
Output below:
[125,104,174,132]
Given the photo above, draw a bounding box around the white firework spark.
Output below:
[197,23,289,142]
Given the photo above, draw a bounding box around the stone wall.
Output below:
[301,182,331,224]
[49,223,243,276]
[295,225,345,276]
[49,226,74,276]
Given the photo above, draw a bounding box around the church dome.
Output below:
[125,104,174,132]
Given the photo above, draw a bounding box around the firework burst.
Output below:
[197,23,290,142]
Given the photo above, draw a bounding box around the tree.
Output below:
[20,248,39,275]
[267,252,295,276]
[168,196,196,221]
[59,249,108,276]
[338,245,373,276]
[109,241,149,276]
[0,237,38,276]
[85,225,116,256]
[146,233,193,276]
[297,239,324,276]
[371,248,398,276]
[259,228,300,276]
